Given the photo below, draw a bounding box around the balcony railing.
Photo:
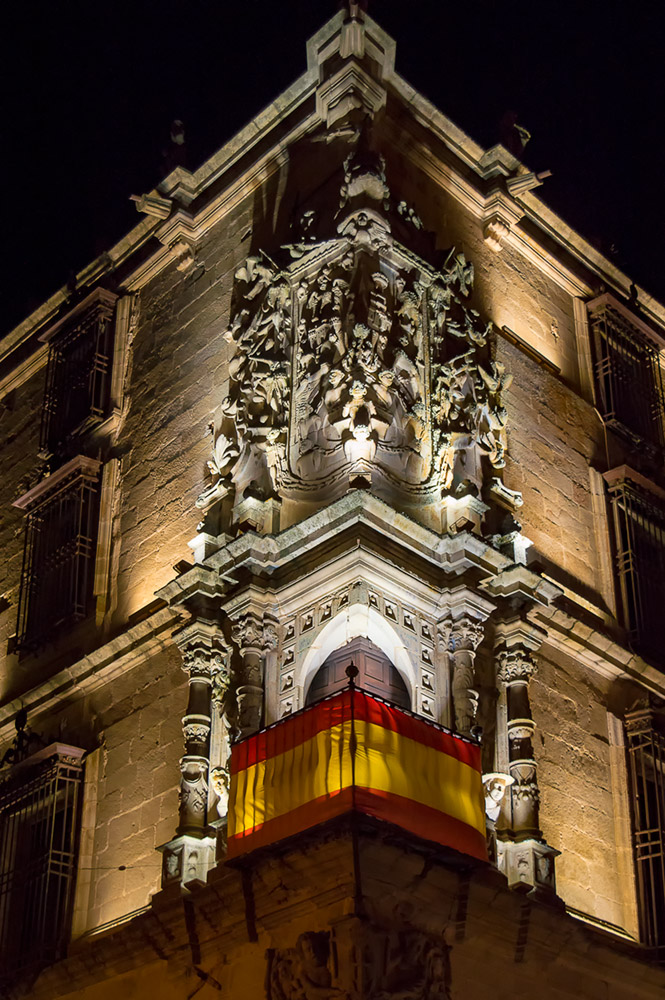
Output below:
[605,467,665,664]
[588,294,665,450]
[625,706,665,961]
[13,457,101,653]
[0,744,85,989]
[39,289,117,458]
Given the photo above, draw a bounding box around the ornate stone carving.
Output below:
[440,615,485,735]
[229,611,277,737]
[210,765,230,819]
[496,648,536,684]
[179,758,209,826]
[482,772,514,823]
[202,134,516,524]
[267,922,451,999]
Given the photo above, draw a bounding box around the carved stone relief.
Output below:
[199,136,519,521]
[267,921,451,1000]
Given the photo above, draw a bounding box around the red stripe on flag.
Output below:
[226,785,487,861]
[231,691,352,774]
[227,787,355,857]
[231,689,480,775]
[353,787,488,862]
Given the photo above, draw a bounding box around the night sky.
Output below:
[2,1,663,337]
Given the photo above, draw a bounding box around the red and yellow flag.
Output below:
[227,689,487,861]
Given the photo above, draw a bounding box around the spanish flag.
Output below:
[227,688,487,861]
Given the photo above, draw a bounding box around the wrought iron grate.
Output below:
[16,466,100,653]
[0,750,84,988]
[589,301,665,449]
[625,708,665,961]
[40,296,115,456]
[608,478,665,664]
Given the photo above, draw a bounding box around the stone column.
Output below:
[437,590,494,735]
[448,616,484,735]
[231,611,277,739]
[158,620,227,890]
[494,618,560,901]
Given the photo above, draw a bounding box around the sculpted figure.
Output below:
[268,933,345,1000]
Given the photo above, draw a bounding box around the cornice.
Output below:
[201,492,512,584]
[0,604,178,748]
[530,603,665,696]
[12,455,101,511]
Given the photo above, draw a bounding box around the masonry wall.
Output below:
[534,646,637,936]
[112,204,253,625]
[19,643,187,934]
[0,367,46,701]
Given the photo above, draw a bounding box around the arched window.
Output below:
[305,637,410,709]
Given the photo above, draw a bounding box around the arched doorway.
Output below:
[305,636,410,709]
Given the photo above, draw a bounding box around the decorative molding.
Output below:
[12,455,101,511]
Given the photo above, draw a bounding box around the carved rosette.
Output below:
[200,136,519,524]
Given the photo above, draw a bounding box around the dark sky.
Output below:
[2,0,663,337]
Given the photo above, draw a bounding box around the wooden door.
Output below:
[306,637,410,709]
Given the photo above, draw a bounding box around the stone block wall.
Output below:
[113,202,253,624]
[18,643,187,934]
[533,646,635,934]
[0,368,46,698]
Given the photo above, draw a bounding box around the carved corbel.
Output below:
[483,214,510,252]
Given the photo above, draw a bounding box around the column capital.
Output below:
[173,622,229,682]
[496,646,537,685]
[230,610,278,655]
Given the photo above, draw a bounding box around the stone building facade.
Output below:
[1,8,665,998]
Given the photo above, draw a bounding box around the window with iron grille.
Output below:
[625,705,665,961]
[0,744,85,990]
[605,468,665,665]
[13,457,101,653]
[588,294,665,450]
[39,288,117,458]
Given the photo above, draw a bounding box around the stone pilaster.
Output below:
[158,620,228,890]
[231,611,277,738]
[494,618,560,901]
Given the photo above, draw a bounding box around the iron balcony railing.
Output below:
[625,707,665,962]
[14,458,101,653]
[588,296,665,451]
[606,472,665,664]
[39,291,116,458]
[0,745,85,990]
